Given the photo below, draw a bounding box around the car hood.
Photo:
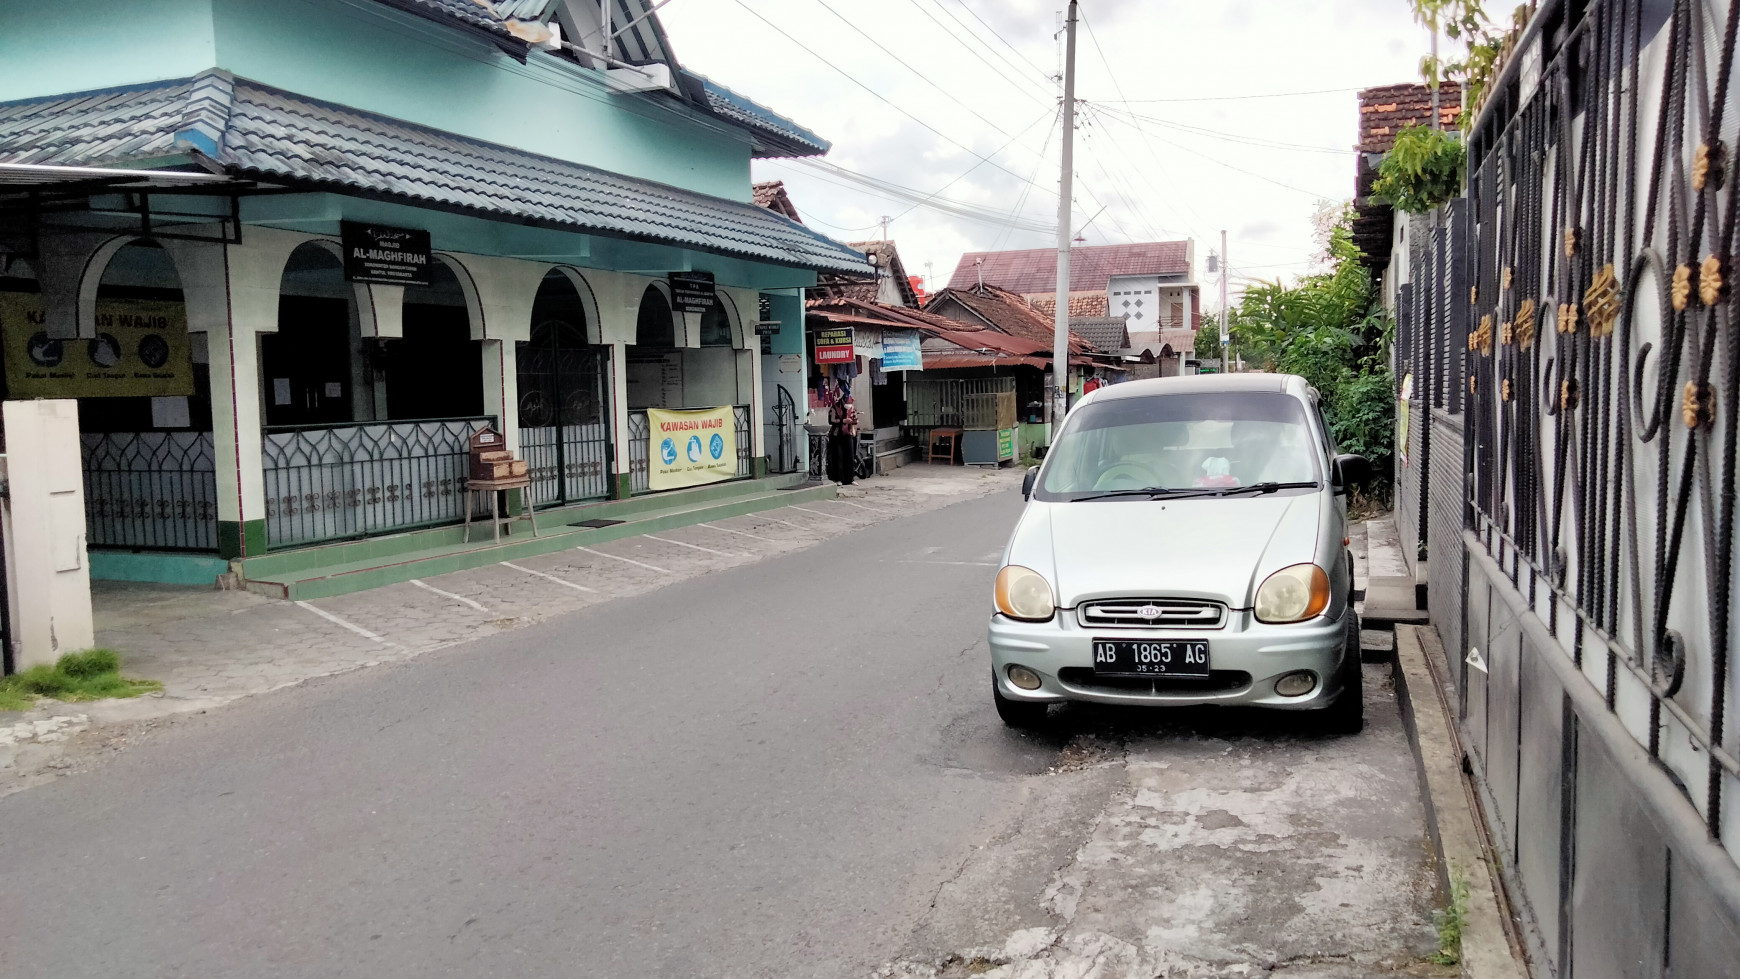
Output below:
[1006,494,1323,608]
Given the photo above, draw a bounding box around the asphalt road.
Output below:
[0,491,1439,979]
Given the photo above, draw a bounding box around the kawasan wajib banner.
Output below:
[647,406,737,491]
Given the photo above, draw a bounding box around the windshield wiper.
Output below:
[1210,480,1319,496]
[1067,481,1319,503]
[1068,487,1176,502]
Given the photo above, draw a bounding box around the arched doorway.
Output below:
[517,271,611,505]
[21,239,220,551]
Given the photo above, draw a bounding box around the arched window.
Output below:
[699,300,732,347]
[635,285,675,347]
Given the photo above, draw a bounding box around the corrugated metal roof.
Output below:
[0,72,871,276]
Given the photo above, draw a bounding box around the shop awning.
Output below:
[0,71,871,276]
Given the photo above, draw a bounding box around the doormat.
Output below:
[573,518,625,529]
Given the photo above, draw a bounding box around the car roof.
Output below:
[1088,373,1309,401]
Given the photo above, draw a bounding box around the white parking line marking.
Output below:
[754,515,801,529]
[296,601,385,642]
[410,578,489,611]
[643,534,742,558]
[786,505,837,518]
[897,560,999,567]
[698,522,777,543]
[500,562,598,592]
[832,499,884,512]
[573,546,671,574]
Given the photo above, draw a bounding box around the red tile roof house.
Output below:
[944,241,1202,376]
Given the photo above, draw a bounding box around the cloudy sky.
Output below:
[658,0,1431,305]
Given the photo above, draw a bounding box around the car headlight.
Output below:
[1253,564,1331,623]
[995,565,1056,621]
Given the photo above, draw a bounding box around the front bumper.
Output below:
[988,606,1352,709]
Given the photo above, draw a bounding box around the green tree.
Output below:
[1195,321,1223,361]
[1227,206,1395,497]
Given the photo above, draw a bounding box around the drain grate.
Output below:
[573,518,625,529]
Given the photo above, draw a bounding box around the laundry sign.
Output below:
[813,326,854,364]
[341,221,432,286]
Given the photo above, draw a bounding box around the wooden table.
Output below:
[463,476,538,543]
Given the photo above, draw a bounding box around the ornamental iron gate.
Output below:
[517,331,612,507]
[1395,0,1740,972]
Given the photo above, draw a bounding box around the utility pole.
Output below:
[1219,229,1229,372]
[880,215,891,241]
[1050,0,1078,429]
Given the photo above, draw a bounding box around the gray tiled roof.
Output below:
[690,73,828,157]
[0,72,870,276]
[1069,316,1130,354]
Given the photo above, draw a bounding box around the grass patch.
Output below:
[1429,866,1471,965]
[0,649,160,711]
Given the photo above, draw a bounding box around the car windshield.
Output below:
[1035,391,1321,500]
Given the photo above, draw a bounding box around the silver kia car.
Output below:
[988,374,1369,732]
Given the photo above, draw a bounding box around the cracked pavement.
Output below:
[0,484,1441,979]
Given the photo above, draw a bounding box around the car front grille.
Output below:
[1077,598,1227,629]
[1057,668,1251,696]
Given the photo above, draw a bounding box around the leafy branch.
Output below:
[1373,125,1466,212]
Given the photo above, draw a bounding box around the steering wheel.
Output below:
[1092,462,1158,491]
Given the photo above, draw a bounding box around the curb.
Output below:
[1390,622,1529,979]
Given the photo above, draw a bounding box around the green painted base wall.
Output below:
[218,519,268,559]
[90,550,231,587]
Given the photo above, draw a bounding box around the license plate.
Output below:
[1091,639,1211,677]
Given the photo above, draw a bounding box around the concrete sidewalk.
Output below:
[1,465,1022,790]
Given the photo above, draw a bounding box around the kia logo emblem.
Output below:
[1137,604,1163,619]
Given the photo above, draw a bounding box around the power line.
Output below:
[778,158,1057,232]
[900,0,1054,104]
[802,0,1053,163]
[1090,102,1354,156]
[725,0,1034,185]
[940,0,1056,87]
[1088,105,1336,200]
[1075,8,1217,242]
[1094,86,1361,104]
[885,105,1060,225]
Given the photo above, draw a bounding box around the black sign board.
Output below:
[669,271,717,313]
[754,319,781,336]
[341,221,432,287]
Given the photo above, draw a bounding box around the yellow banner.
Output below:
[1,293,193,398]
[647,406,737,491]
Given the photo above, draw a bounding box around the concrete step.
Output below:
[1359,627,1398,661]
[1360,575,1430,627]
[241,482,837,601]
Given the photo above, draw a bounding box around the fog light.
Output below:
[1007,665,1043,690]
[1275,671,1318,697]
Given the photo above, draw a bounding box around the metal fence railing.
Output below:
[261,416,492,549]
[81,431,219,551]
[520,423,611,507]
[905,377,1016,428]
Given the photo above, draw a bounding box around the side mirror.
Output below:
[1332,454,1370,492]
[1021,467,1039,500]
